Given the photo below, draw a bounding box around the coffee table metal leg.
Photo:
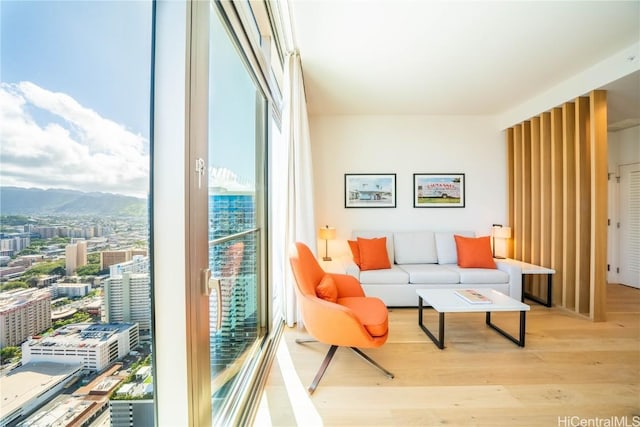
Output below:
[418,302,445,349]
[485,311,526,347]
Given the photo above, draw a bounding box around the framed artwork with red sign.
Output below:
[413,173,465,208]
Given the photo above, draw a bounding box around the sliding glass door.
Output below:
[206,4,267,423]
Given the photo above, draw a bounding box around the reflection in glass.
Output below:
[207,4,266,420]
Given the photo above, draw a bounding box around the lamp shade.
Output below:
[494,226,512,239]
[319,226,336,240]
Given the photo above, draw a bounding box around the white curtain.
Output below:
[277,51,316,327]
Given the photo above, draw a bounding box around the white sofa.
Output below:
[343,230,523,307]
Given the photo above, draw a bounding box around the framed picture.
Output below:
[413,173,465,208]
[345,173,396,208]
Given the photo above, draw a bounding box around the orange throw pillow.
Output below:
[454,235,497,269]
[316,275,338,303]
[348,240,361,267]
[357,237,391,271]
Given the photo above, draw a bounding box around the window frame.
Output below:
[152,1,283,425]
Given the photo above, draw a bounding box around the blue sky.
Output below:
[209,7,257,190]
[0,0,257,198]
[0,0,152,198]
[1,0,152,138]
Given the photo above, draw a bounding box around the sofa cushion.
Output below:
[398,264,460,284]
[352,230,395,264]
[357,237,391,271]
[347,240,361,267]
[435,231,474,264]
[446,266,509,284]
[337,296,388,337]
[359,266,409,284]
[393,231,437,264]
[453,235,497,269]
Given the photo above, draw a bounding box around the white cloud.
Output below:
[0,82,149,198]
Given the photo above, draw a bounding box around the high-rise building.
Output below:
[0,288,52,347]
[65,240,87,275]
[103,267,151,332]
[35,226,58,239]
[100,249,148,270]
[0,234,31,257]
[65,243,77,274]
[209,193,258,378]
[76,240,87,268]
[100,250,128,270]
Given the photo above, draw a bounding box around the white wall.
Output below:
[609,125,640,171]
[310,115,506,257]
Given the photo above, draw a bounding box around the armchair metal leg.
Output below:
[295,339,395,394]
[349,347,394,379]
[308,345,338,394]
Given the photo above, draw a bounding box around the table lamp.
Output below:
[491,224,512,259]
[319,225,336,261]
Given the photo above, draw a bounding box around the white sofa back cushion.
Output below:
[435,231,475,264]
[352,230,395,265]
[393,231,437,264]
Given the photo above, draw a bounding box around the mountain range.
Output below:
[0,187,147,217]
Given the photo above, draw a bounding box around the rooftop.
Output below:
[0,288,51,313]
[27,323,135,349]
[0,361,82,422]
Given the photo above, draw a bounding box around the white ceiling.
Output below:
[290,0,640,127]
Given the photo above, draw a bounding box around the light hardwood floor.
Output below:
[259,284,640,426]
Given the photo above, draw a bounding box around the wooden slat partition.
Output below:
[540,112,552,284]
[562,102,577,309]
[589,90,607,322]
[522,121,532,264]
[530,117,542,296]
[550,107,564,307]
[506,128,515,258]
[575,97,591,314]
[506,90,608,321]
[513,124,523,260]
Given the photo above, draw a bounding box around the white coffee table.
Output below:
[417,288,530,349]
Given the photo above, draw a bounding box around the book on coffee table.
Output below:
[455,289,492,304]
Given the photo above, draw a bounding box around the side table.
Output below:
[319,258,346,274]
[500,259,556,307]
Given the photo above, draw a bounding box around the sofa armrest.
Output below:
[343,257,361,280]
[495,260,522,301]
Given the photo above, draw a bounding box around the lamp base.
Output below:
[493,256,506,259]
[323,256,332,261]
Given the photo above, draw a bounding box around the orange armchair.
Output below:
[289,242,394,394]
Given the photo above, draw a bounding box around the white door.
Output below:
[619,162,640,288]
[608,173,618,284]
